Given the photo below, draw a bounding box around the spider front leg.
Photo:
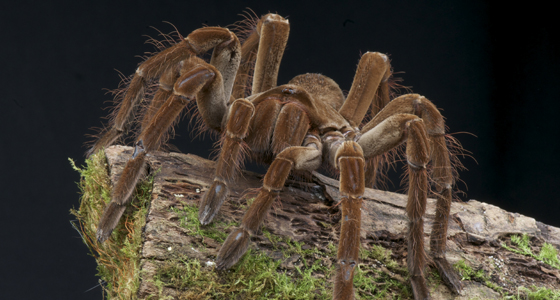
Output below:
[96,57,236,242]
[88,26,241,156]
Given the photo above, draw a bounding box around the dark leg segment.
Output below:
[429,135,463,293]
[338,52,390,128]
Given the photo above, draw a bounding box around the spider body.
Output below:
[91,12,463,300]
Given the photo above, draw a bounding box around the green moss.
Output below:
[513,285,560,300]
[69,151,154,299]
[454,259,504,294]
[502,234,560,270]
[153,249,332,299]
[453,259,476,281]
[169,205,237,243]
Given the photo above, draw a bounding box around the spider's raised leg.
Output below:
[358,94,463,298]
[88,26,241,156]
[336,52,391,188]
[216,134,321,269]
[198,14,290,224]
[96,55,239,242]
[231,13,289,99]
[338,52,391,128]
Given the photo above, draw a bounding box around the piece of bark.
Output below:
[104,145,560,299]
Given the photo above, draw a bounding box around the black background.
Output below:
[1,0,559,298]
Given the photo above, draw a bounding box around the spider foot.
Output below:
[433,256,463,294]
[215,227,250,270]
[96,202,127,242]
[410,275,431,300]
[198,180,229,225]
[333,262,356,300]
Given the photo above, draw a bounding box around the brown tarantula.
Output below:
[89,12,463,300]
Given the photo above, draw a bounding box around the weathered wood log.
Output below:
[100,145,560,299]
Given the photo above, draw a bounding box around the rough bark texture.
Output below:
[104,145,560,299]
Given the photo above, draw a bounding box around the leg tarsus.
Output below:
[96,202,127,242]
[215,227,251,270]
[198,180,229,225]
[333,263,356,300]
[96,150,147,242]
[433,257,463,294]
[410,275,431,300]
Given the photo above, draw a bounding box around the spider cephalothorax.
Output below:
[90,12,463,300]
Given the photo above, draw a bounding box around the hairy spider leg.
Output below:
[139,67,180,138]
[338,52,391,128]
[358,94,463,298]
[96,53,238,242]
[198,14,290,224]
[198,98,255,224]
[331,140,366,300]
[216,134,322,269]
[336,52,393,190]
[231,13,289,99]
[251,14,290,94]
[88,27,241,156]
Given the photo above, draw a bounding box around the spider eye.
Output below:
[281,87,295,94]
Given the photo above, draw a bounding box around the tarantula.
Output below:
[90,12,463,300]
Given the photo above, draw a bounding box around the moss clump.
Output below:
[70,151,154,299]
[454,259,504,295]
[502,234,560,270]
[510,285,560,300]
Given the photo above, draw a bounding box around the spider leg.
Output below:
[88,27,241,156]
[251,14,289,94]
[428,135,463,294]
[405,119,431,300]
[338,52,391,128]
[358,94,463,298]
[198,98,255,225]
[139,66,180,137]
[329,140,365,300]
[96,60,231,242]
[232,13,289,99]
[197,14,289,224]
[215,134,322,270]
[335,52,391,189]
